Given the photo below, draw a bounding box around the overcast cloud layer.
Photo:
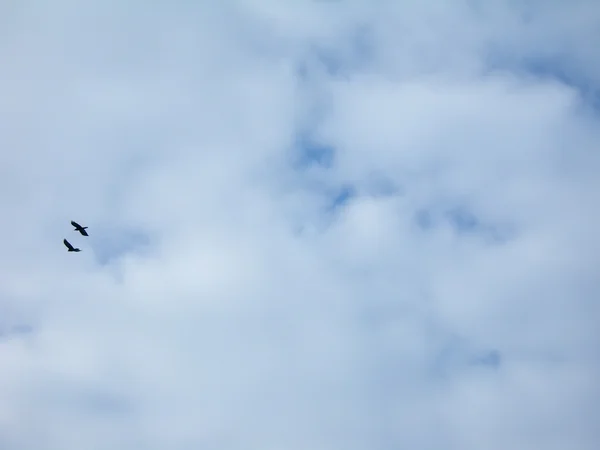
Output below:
[1,1,599,449]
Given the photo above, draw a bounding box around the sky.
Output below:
[1,1,599,449]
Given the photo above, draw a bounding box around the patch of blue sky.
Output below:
[483,48,600,112]
[291,131,335,170]
[327,183,356,212]
[469,349,502,369]
[291,24,375,171]
[523,57,600,112]
[310,24,375,78]
[415,202,515,244]
[432,337,503,379]
[362,171,402,198]
[294,21,376,81]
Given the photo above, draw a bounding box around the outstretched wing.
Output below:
[71,220,81,228]
[63,239,74,250]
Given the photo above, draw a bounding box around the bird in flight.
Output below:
[63,238,81,252]
[71,220,89,236]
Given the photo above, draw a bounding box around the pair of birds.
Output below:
[63,220,89,252]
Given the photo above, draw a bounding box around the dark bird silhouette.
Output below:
[63,239,81,252]
[71,220,89,236]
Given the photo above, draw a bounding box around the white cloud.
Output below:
[1,1,599,449]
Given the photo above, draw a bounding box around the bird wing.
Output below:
[63,239,74,250]
[71,220,81,228]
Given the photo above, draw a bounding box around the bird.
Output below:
[63,238,81,252]
[71,220,89,236]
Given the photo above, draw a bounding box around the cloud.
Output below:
[1,1,599,449]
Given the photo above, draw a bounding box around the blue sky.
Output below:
[1,2,599,449]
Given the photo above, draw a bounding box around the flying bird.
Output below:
[63,238,81,252]
[71,220,89,236]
